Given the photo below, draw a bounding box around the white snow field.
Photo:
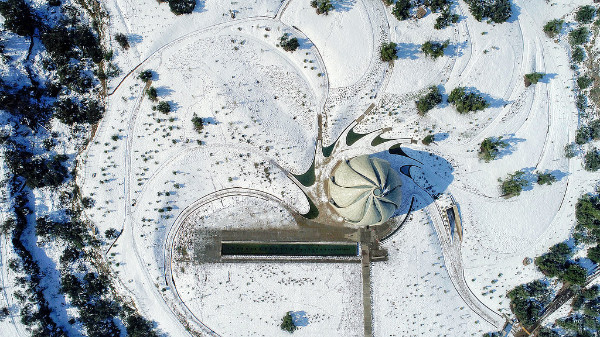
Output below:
[69,0,600,336]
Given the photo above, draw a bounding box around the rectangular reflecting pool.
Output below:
[221,241,359,257]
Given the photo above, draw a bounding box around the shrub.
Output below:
[576,94,587,111]
[543,19,564,38]
[584,148,600,171]
[280,311,297,333]
[569,27,590,46]
[421,40,449,59]
[524,72,544,87]
[146,87,158,101]
[155,101,171,114]
[435,7,459,29]
[310,0,333,15]
[589,120,600,140]
[447,87,489,113]
[499,170,528,197]
[536,171,556,185]
[465,0,512,23]
[479,137,508,162]
[415,86,442,114]
[578,75,594,89]
[168,0,195,15]
[576,5,596,24]
[572,46,585,63]
[115,33,130,49]
[279,33,299,52]
[422,134,435,145]
[576,126,591,145]
[380,42,397,62]
[192,115,204,133]
[392,0,412,21]
[139,70,153,82]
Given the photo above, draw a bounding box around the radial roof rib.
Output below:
[374,197,395,222]
[348,155,378,185]
[370,157,390,187]
[329,182,372,208]
[356,200,382,227]
[333,160,374,188]
[384,166,402,190]
[335,193,370,222]
[380,186,402,208]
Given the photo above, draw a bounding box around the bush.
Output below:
[392,0,412,21]
[310,0,333,15]
[479,137,508,162]
[435,7,459,29]
[577,94,587,111]
[543,19,564,38]
[573,46,585,63]
[192,115,204,133]
[146,87,158,101]
[279,34,299,52]
[54,98,104,125]
[415,86,442,114]
[536,171,556,185]
[465,0,512,23]
[422,134,435,145]
[524,72,544,87]
[569,27,590,46]
[576,5,596,24]
[499,170,528,197]
[447,87,489,113]
[380,42,397,62]
[138,70,153,82]
[421,40,449,59]
[584,148,600,171]
[155,101,171,114]
[578,75,594,89]
[280,311,297,333]
[115,33,130,49]
[168,0,195,15]
[576,126,591,145]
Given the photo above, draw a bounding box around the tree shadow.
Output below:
[538,73,557,84]
[332,0,356,12]
[495,134,525,159]
[192,1,206,14]
[156,86,174,97]
[128,34,143,46]
[505,2,521,24]
[434,132,449,142]
[444,41,468,58]
[291,311,309,326]
[463,86,510,108]
[395,43,420,60]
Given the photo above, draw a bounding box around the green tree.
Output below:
[280,311,297,333]
[576,5,596,24]
[569,27,590,46]
[447,87,489,113]
[415,86,442,115]
[138,70,153,82]
[561,264,587,285]
[310,0,334,15]
[146,87,158,101]
[465,0,512,23]
[543,19,564,38]
[578,75,594,89]
[155,101,171,114]
[584,148,600,171]
[478,137,508,162]
[0,0,36,36]
[536,171,556,185]
[573,46,585,63]
[192,115,204,133]
[587,245,600,264]
[380,42,397,62]
[392,0,412,21]
[168,0,196,15]
[422,134,435,145]
[421,40,449,59]
[279,34,300,52]
[499,170,528,197]
[524,72,544,87]
[115,33,130,49]
[435,7,459,29]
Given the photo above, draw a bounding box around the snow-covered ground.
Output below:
[69,0,600,335]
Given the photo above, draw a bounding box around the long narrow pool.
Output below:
[221,242,359,257]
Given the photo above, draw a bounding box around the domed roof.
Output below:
[328,155,402,227]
